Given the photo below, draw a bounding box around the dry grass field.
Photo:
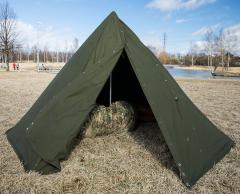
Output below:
[0,71,239,193]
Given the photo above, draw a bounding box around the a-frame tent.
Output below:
[6,12,234,187]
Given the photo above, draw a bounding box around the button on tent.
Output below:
[6,11,234,187]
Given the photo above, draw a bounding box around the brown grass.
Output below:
[0,71,239,193]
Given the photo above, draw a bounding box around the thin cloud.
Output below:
[176,18,191,23]
[192,23,221,36]
[142,31,162,54]
[225,23,240,36]
[164,13,172,20]
[16,20,77,51]
[147,0,217,12]
[192,40,206,52]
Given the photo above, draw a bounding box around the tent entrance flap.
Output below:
[96,50,155,122]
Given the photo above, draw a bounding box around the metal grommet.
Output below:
[178,163,182,167]
[31,122,34,125]
[174,97,179,101]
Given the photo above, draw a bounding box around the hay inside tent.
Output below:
[83,101,137,138]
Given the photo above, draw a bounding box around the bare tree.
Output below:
[215,28,226,71]
[15,44,22,62]
[158,51,170,64]
[61,51,64,63]
[72,37,79,53]
[189,41,200,66]
[0,1,18,71]
[224,29,238,69]
[31,45,38,62]
[214,28,238,71]
[64,41,69,63]
[25,44,30,63]
[43,45,48,63]
[204,28,215,72]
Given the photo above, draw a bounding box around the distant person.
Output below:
[12,63,16,71]
[42,64,47,70]
[16,63,19,71]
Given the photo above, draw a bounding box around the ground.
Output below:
[0,71,239,193]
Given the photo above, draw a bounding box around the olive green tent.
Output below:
[6,12,234,187]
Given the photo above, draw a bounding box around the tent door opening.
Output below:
[96,50,155,122]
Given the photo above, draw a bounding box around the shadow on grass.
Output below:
[129,122,179,176]
[63,122,179,178]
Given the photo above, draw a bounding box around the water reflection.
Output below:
[164,65,240,80]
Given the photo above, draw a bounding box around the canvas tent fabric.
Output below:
[6,12,234,187]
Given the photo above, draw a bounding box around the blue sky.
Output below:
[7,0,240,54]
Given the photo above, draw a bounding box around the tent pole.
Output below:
[109,73,112,106]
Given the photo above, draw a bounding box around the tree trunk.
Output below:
[227,53,230,69]
[221,50,225,71]
[46,52,48,63]
[191,54,194,66]
[207,55,210,67]
[210,55,212,68]
[6,53,9,71]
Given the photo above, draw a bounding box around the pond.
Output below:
[164,65,240,80]
[164,65,211,78]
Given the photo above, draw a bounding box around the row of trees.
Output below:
[8,37,79,64]
[7,47,75,64]
[0,1,79,71]
[0,1,17,71]
[158,28,239,71]
[158,51,240,68]
[196,27,238,71]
